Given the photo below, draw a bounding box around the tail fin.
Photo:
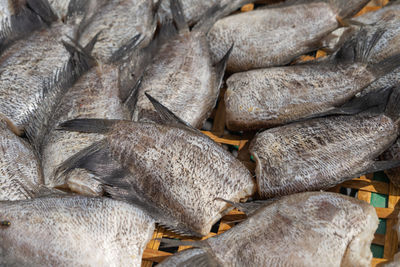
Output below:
[57,118,121,134]
[23,35,97,154]
[26,0,58,25]
[334,27,385,64]
[369,54,400,78]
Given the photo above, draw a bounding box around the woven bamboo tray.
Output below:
[141,1,398,266]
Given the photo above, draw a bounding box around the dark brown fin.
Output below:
[369,54,400,78]
[145,93,197,131]
[334,27,385,64]
[108,34,143,63]
[169,0,188,33]
[215,198,273,216]
[83,31,102,55]
[124,77,143,115]
[24,35,98,154]
[214,44,234,90]
[57,119,122,134]
[26,0,57,25]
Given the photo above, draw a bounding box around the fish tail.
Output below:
[26,0,58,25]
[369,53,400,79]
[334,27,385,64]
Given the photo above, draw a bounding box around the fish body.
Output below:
[382,138,400,187]
[0,117,42,201]
[57,119,255,236]
[77,0,157,63]
[159,192,378,267]
[207,2,338,72]
[42,65,131,195]
[0,196,155,267]
[250,113,398,198]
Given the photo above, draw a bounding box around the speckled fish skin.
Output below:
[207,2,339,72]
[105,122,255,236]
[224,62,376,130]
[159,192,378,267]
[0,21,75,133]
[382,138,400,187]
[157,0,253,26]
[133,29,222,128]
[77,0,157,63]
[0,196,155,267]
[58,120,255,236]
[250,114,398,199]
[42,65,130,195]
[0,117,42,201]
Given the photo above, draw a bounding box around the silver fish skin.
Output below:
[77,0,157,64]
[57,119,256,236]
[158,192,378,267]
[157,0,254,26]
[0,117,42,201]
[250,114,398,199]
[382,138,400,187]
[42,64,131,195]
[0,21,74,133]
[207,2,339,72]
[224,62,376,130]
[0,196,155,267]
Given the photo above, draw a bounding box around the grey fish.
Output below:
[42,59,140,196]
[0,196,155,266]
[77,0,158,64]
[56,108,255,236]
[0,0,58,54]
[0,19,95,152]
[207,2,342,72]
[157,0,255,26]
[48,0,109,24]
[0,116,42,201]
[133,0,232,128]
[224,28,400,131]
[158,192,378,267]
[249,87,400,198]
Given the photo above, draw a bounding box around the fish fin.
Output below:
[215,198,272,216]
[124,77,143,114]
[169,0,189,33]
[26,0,58,24]
[356,160,400,177]
[83,30,102,55]
[214,44,233,90]
[108,34,143,63]
[145,93,196,130]
[24,36,96,153]
[385,85,400,123]
[57,118,121,134]
[335,27,385,64]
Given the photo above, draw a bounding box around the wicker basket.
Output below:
[141,1,398,266]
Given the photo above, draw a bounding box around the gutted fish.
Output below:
[42,60,140,195]
[133,0,231,128]
[56,107,255,236]
[250,95,400,198]
[0,116,42,201]
[224,28,400,131]
[0,196,155,267]
[208,2,342,72]
[158,192,378,267]
[77,0,158,64]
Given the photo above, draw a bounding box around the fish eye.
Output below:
[0,221,11,227]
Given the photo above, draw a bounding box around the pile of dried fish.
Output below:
[0,0,400,266]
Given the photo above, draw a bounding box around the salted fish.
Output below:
[0,196,155,267]
[0,116,42,201]
[382,138,400,187]
[249,96,400,198]
[208,2,342,72]
[224,28,400,131]
[133,0,231,128]
[158,192,378,267]
[56,113,255,236]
